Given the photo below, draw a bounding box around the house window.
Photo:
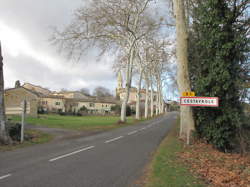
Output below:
[42,101,47,105]
[55,102,60,106]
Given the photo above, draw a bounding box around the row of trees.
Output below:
[53,0,175,122]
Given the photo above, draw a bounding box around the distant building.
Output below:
[65,97,117,115]
[39,95,66,113]
[23,83,51,96]
[115,72,158,109]
[52,91,90,99]
[5,81,118,116]
[5,77,170,116]
[4,87,39,117]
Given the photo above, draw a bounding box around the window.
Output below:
[55,102,60,106]
[42,101,47,105]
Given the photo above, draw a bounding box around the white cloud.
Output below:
[0,0,117,93]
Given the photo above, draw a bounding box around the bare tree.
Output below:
[52,0,159,122]
[93,86,112,97]
[173,0,195,144]
[79,88,91,96]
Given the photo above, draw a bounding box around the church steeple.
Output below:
[117,71,123,89]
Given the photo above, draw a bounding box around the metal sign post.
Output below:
[21,100,27,143]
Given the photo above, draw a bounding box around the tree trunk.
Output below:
[156,91,159,115]
[144,77,149,119]
[150,80,154,117]
[121,63,131,122]
[121,44,135,122]
[136,67,143,120]
[173,0,195,144]
[0,42,10,144]
[156,77,161,116]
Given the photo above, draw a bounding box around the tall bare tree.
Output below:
[53,0,158,122]
[173,0,195,144]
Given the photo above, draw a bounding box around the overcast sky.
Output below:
[0,0,117,93]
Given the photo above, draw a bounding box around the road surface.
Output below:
[0,112,177,187]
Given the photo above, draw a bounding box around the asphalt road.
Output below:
[0,112,178,187]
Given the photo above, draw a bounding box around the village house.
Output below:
[52,91,90,99]
[4,86,39,117]
[65,97,117,115]
[5,77,169,117]
[39,95,66,113]
[5,82,118,116]
[23,83,51,96]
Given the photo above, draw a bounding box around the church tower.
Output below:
[117,71,123,89]
[116,71,123,98]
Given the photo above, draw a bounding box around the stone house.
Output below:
[52,91,89,99]
[5,82,119,116]
[23,83,51,96]
[4,87,39,117]
[65,98,117,115]
[39,95,66,113]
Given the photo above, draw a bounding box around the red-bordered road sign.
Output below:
[180,97,219,107]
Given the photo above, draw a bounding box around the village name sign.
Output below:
[180,92,219,107]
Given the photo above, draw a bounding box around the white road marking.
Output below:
[128,130,138,135]
[140,127,147,130]
[105,136,123,143]
[49,146,95,162]
[0,174,11,180]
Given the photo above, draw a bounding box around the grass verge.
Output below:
[8,115,137,131]
[0,129,53,152]
[144,119,206,187]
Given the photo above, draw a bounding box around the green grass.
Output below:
[0,129,53,152]
[145,120,206,187]
[8,114,136,130]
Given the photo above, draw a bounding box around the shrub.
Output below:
[79,106,88,112]
[189,0,249,152]
[7,123,21,141]
[76,112,82,116]
[111,104,121,115]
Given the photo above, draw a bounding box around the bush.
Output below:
[38,107,47,114]
[7,123,21,141]
[6,122,34,142]
[79,106,88,112]
[76,112,82,116]
[111,104,121,115]
[59,112,67,116]
[126,105,135,116]
[188,0,249,152]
